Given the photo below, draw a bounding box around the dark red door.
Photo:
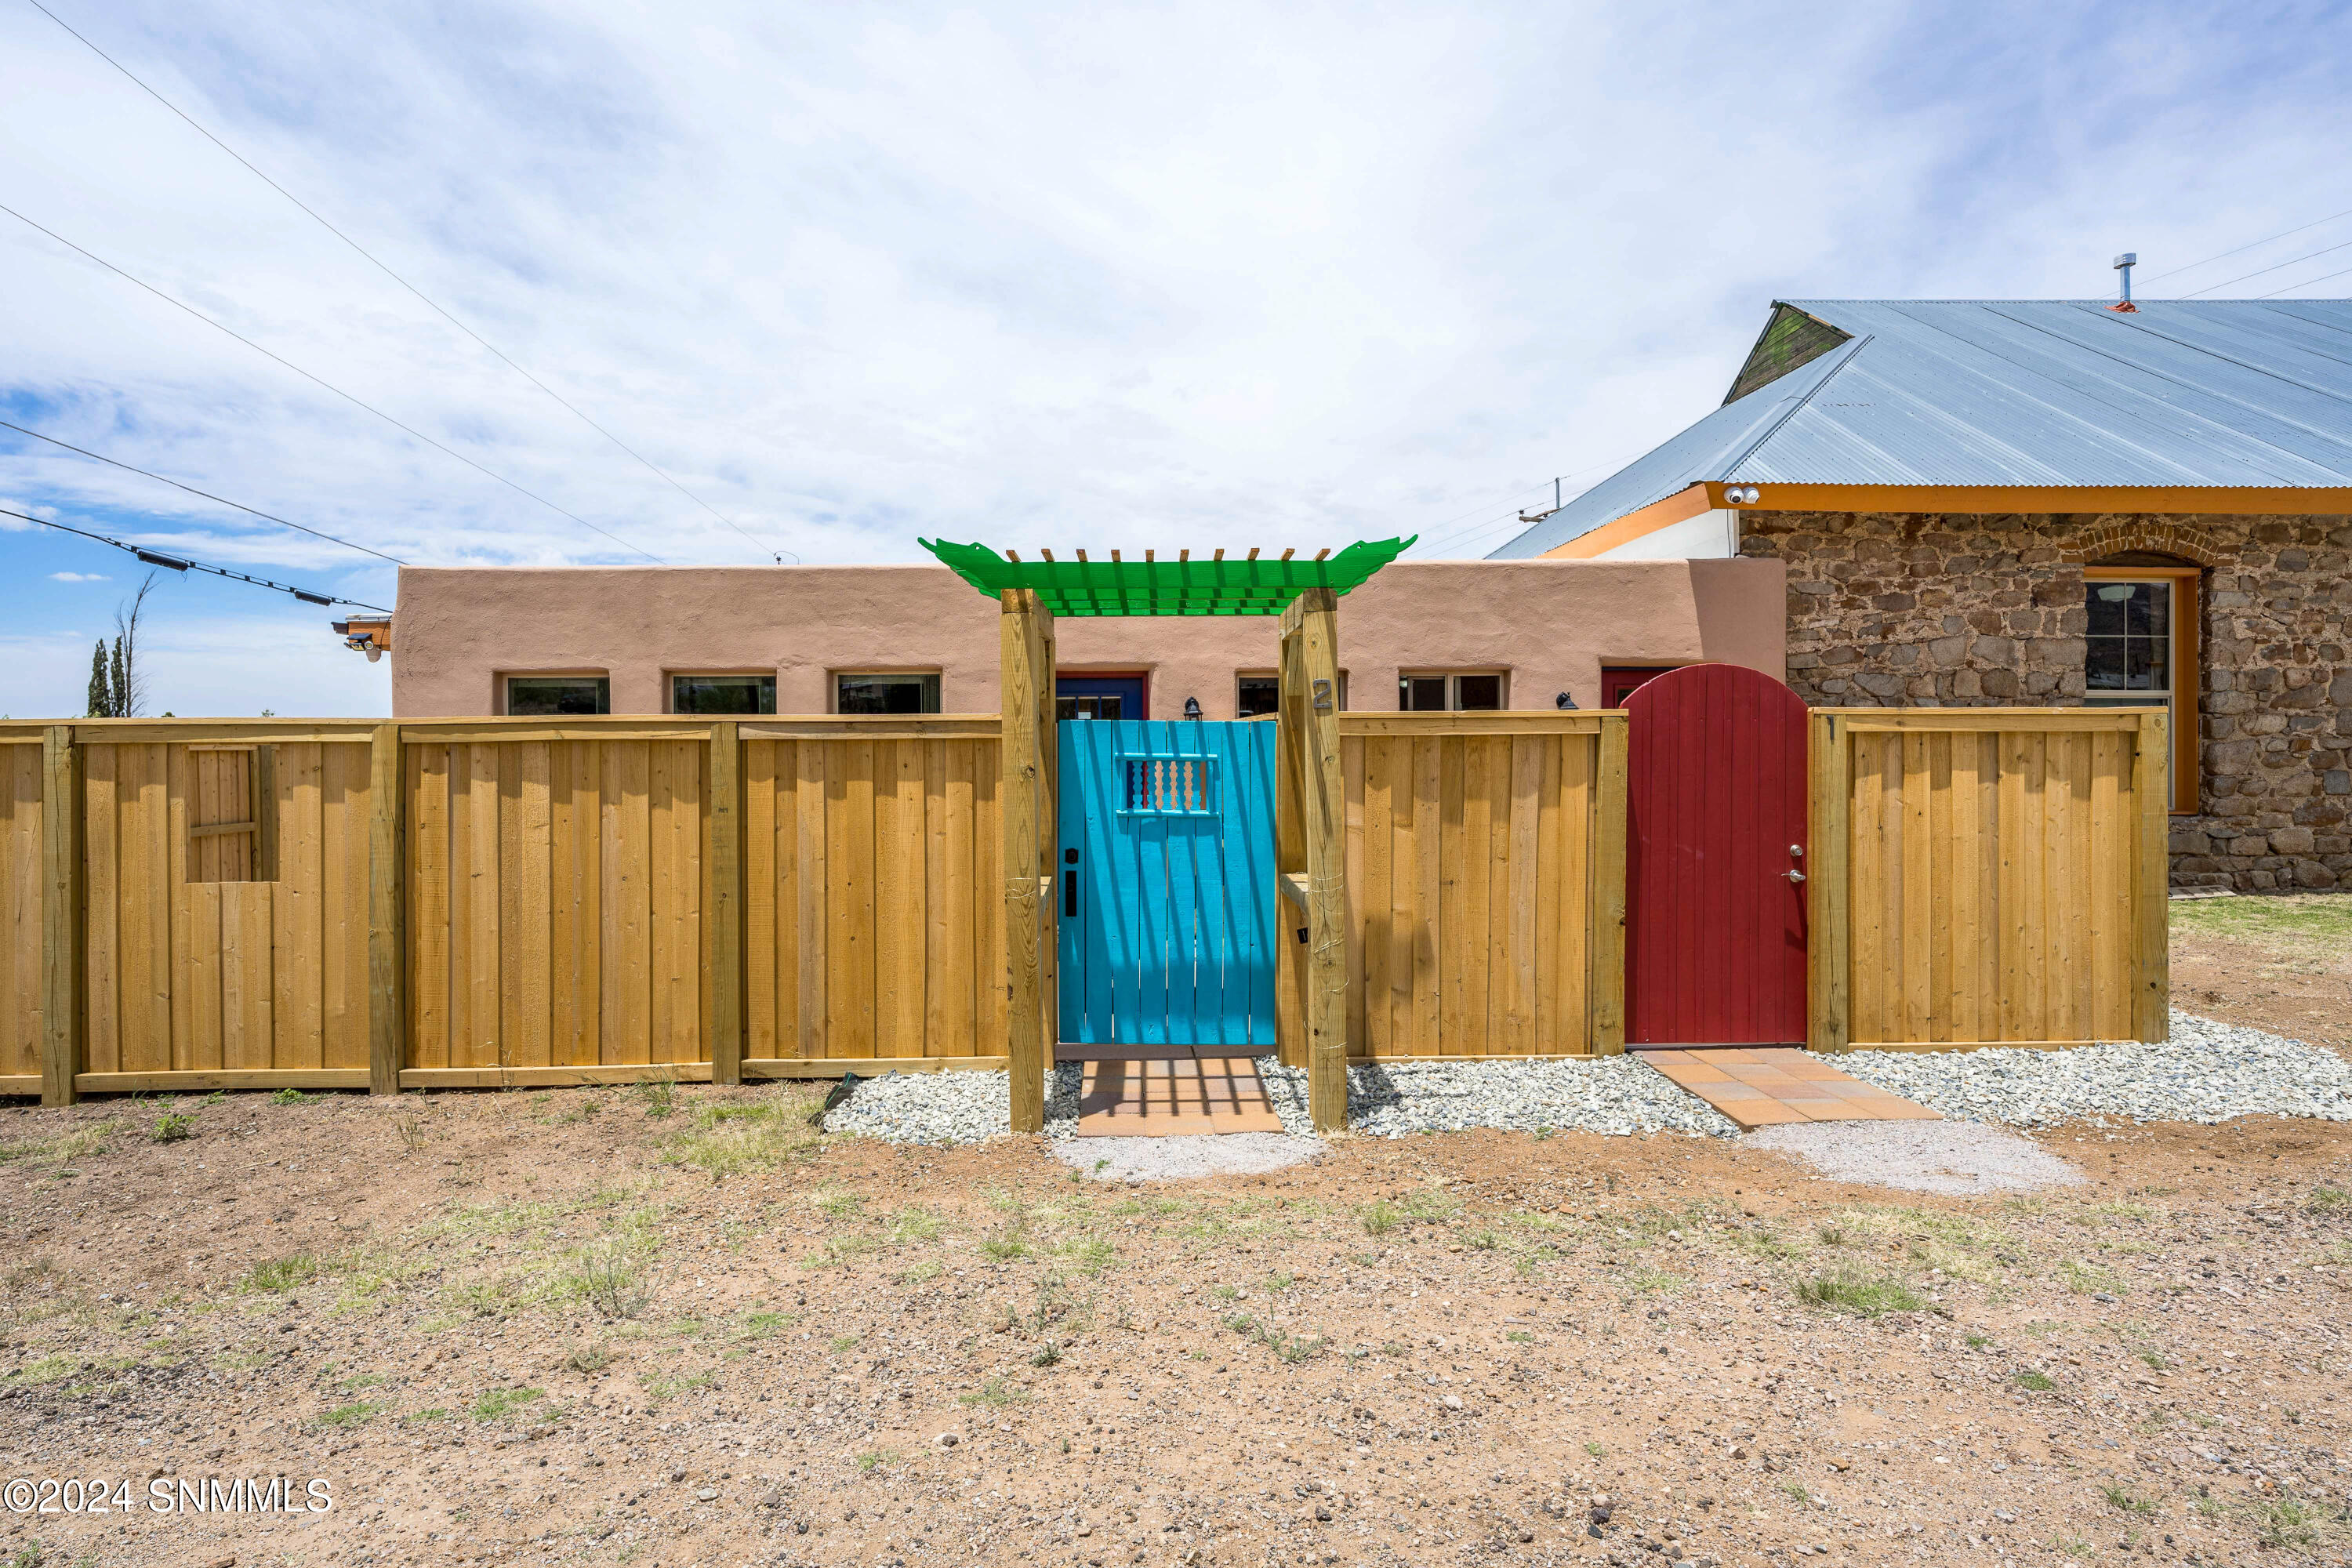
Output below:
[1624,663,1808,1046]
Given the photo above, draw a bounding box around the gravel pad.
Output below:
[1836,1012,2352,1129]
[1742,1121,2086,1195]
[1051,1133,1327,1181]
[1254,1054,1740,1138]
[821,1065,1084,1145]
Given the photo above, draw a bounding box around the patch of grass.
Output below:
[1780,1483,1811,1504]
[150,1110,198,1143]
[332,1371,385,1396]
[1401,1189,1459,1225]
[2013,1370,2057,1392]
[1054,1236,1117,1275]
[810,1187,862,1220]
[2100,1483,2156,1519]
[1221,1312,1327,1363]
[633,1077,678,1119]
[856,1449,902,1474]
[1359,1201,1400,1237]
[2169,889,2352,950]
[2250,1494,2323,1550]
[828,1333,860,1353]
[896,1259,944,1285]
[470,1385,546,1423]
[269,1087,308,1105]
[641,1370,713,1404]
[1506,1330,1534,1344]
[1584,1441,1606,1458]
[1029,1341,1062,1367]
[564,1238,655,1320]
[734,1310,789,1341]
[245,1255,321,1293]
[1791,1266,1923,1317]
[1620,1267,1681,1297]
[2060,1258,2127,1297]
[2137,1348,2169,1370]
[2306,1185,2348,1214]
[666,1095,823,1181]
[319,1399,387,1428]
[885,1207,947,1245]
[980,1236,1029,1261]
[566,1344,611,1374]
[1965,1334,1991,1349]
[958,1375,1028,1409]
[12,1355,78,1386]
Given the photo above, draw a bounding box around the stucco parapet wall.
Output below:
[387,557,1785,719]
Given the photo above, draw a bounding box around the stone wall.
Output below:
[1735,510,2352,891]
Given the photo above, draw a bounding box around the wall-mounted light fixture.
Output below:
[1555,691,1577,710]
[1723,485,1762,506]
[1182,696,1203,719]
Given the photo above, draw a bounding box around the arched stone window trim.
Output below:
[2060,518,2224,567]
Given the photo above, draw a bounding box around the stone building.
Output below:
[1494,297,2352,891]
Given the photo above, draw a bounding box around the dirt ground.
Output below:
[0,909,2347,1568]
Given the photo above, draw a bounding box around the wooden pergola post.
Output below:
[1279,589,1347,1133]
[1000,589,1056,1131]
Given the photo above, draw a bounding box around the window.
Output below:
[836,673,940,714]
[2083,564,2200,812]
[1399,672,1504,711]
[672,674,776,715]
[1601,666,1680,706]
[1235,673,1347,717]
[187,746,274,883]
[506,676,609,716]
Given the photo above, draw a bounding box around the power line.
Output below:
[26,0,797,564]
[2147,206,2352,282]
[2259,262,2352,299]
[0,201,666,564]
[2178,236,2352,299]
[5,505,392,611]
[0,415,404,564]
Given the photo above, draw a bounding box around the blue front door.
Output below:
[1057,720,1278,1047]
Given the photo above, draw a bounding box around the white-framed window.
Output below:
[671,673,777,715]
[835,672,941,715]
[1236,672,1348,717]
[1397,671,1504,712]
[2083,567,2201,811]
[506,675,610,716]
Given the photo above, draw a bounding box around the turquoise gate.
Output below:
[1056,720,1279,1047]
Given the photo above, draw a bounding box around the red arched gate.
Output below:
[1623,663,1809,1047]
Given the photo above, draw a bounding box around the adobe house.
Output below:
[339,554,1786,723]
[1492,296,2352,893]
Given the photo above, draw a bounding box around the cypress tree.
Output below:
[108,637,129,720]
[87,641,111,717]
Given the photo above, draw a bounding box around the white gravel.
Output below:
[823,1011,2352,1145]
[819,1064,1083,1145]
[1837,1011,2352,1128]
[1254,1054,1740,1138]
[1742,1121,2087,1195]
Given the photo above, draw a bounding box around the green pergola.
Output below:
[918,536,1414,617]
[922,537,1413,1135]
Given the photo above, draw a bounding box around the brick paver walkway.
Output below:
[1641,1047,1940,1129]
[1065,1049,1287,1137]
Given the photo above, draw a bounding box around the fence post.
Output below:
[2132,710,2170,1043]
[1000,590,1052,1132]
[1588,713,1628,1054]
[1806,711,1850,1052]
[39,726,82,1108]
[708,720,745,1085]
[1272,626,1306,1069]
[1283,589,1348,1133]
[367,723,406,1095]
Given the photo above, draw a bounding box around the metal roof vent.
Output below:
[2109,252,2139,313]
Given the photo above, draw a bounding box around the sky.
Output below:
[3,0,2349,717]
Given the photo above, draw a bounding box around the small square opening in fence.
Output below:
[185,744,277,883]
[1116,752,1218,816]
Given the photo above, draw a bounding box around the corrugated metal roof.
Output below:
[1490,299,2352,558]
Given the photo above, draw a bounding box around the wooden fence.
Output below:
[1322,714,1628,1058]
[1809,709,2169,1051]
[3,703,2169,1105]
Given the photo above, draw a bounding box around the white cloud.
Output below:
[2,0,2349,717]
[49,570,109,582]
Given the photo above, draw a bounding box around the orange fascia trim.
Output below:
[1537,485,1713,559]
[1704,482,2352,517]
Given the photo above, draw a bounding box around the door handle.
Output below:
[1784,869,1806,884]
